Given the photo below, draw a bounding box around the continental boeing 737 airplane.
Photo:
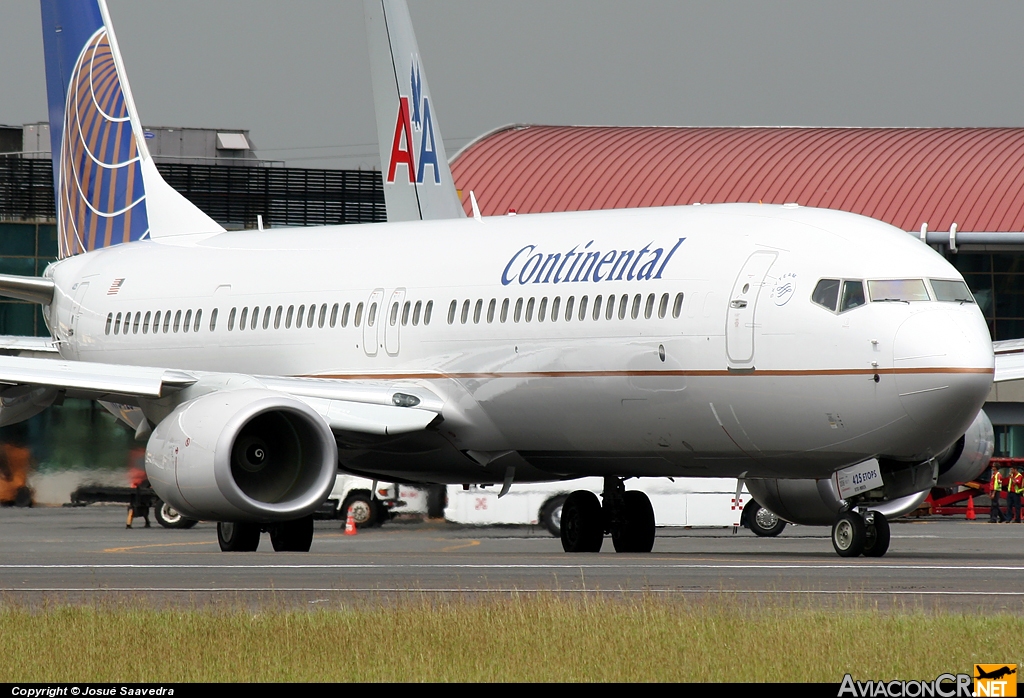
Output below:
[0,0,1010,557]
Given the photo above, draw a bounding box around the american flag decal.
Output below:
[108,278,125,295]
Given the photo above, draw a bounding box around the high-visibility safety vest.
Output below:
[1012,472,1024,495]
[992,471,1004,492]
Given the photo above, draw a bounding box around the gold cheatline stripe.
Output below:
[301,367,994,381]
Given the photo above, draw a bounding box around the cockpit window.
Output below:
[811,279,840,311]
[867,279,930,303]
[840,280,866,312]
[930,279,975,304]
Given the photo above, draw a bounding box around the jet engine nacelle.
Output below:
[933,410,994,487]
[0,386,57,427]
[744,471,930,526]
[145,389,338,522]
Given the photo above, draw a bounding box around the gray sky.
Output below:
[4,1,1024,169]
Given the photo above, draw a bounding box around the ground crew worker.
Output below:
[990,466,1006,523]
[1008,466,1023,524]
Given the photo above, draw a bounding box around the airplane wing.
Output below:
[994,339,1024,382]
[0,335,60,357]
[0,354,442,436]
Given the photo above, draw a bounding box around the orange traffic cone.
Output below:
[344,511,357,535]
[966,495,976,521]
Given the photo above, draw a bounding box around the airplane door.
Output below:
[726,251,777,365]
[384,288,406,356]
[363,288,384,357]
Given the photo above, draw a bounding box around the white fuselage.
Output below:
[44,204,994,482]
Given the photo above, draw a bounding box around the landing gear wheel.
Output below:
[154,500,198,529]
[217,521,261,552]
[342,493,377,528]
[540,495,567,537]
[270,515,314,552]
[612,490,656,553]
[862,512,891,557]
[745,500,787,537]
[560,490,604,553]
[831,511,866,557]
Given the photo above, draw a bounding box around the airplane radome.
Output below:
[0,0,998,558]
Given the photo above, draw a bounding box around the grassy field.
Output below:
[1,595,1021,682]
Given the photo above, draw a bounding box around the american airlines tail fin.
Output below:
[40,0,223,258]
[364,0,465,222]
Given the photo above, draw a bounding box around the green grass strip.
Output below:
[0,596,1021,682]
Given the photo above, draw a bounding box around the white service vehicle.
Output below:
[318,474,428,527]
[446,479,786,537]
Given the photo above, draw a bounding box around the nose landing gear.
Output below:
[560,477,656,554]
[831,509,890,557]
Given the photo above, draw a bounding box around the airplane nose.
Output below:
[892,308,993,441]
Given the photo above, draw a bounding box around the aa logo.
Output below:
[974,664,1017,697]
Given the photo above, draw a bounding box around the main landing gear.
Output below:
[831,509,890,558]
[217,515,315,552]
[560,477,656,553]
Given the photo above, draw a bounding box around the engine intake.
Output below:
[145,389,338,522]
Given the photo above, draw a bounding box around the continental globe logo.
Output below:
[57,27,148,258]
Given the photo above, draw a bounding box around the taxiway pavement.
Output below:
[1,506,1022,611]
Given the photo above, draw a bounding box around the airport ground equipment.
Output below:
[316,474,426,528]
[68,483,198,529]
[446,477,753,536]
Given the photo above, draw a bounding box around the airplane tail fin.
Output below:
[364,0,465,222]
[40,0,223,258]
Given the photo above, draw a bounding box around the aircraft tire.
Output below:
[561,490,604,553]
[831,511,867,557]
[862,512,891,557]
[270,515,315,552]
[540,495,567,537]
[154,500,198,529]
[745,500,787,537]
[217,521,261,552]
[612,490,656,553]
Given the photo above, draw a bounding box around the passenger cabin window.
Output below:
[474,299,483,324]
[811,279,841,312]
[162,311,172,333]
[105,313,112,335]
[538,297,548,322]
[173,310,182,333]
[195,309,203,333]
[514,298,523,323]
[840,281,866,312]
[274,306,283,329]
[565,296,575,321]
[551,297,560,322]
[368,302,378,327]
[448,300,457,325]
[658,293,669,319]
[143,311,151,334]
[239,307,248,331]
[486,299,495,324]
[931,279,975,303]
[340,303,350,327]
[354,302,363,327]
[330,303,339,328]
[210,308,218,331]
[423,301,433,325]
[868,279,930,303]
[672,293,684,319]
[461,300,470,324]
[228,308,237,331]
[618,294,628,320]
[401,302,410,326]
[154,311,162,333]
[183,310,192,333]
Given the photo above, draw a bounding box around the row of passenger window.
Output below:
[811,278,976,314]
[104,299,436,336]
[447,292,685,325]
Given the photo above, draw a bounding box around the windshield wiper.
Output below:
[872,298,910,304]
